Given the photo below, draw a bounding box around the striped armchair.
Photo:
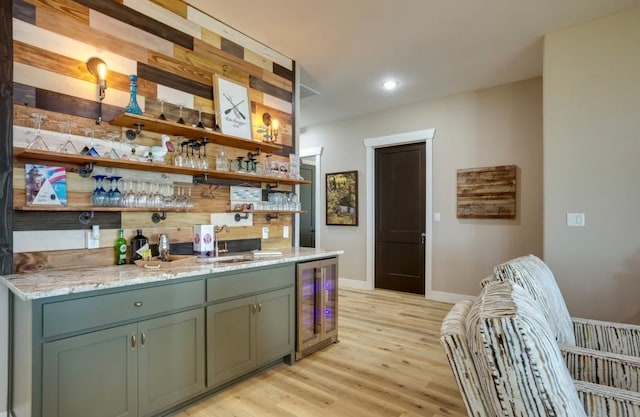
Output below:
[441,280,640,417]
[493,254,640,356]
[489,255,640,391]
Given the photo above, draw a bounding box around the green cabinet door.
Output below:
[42,323,139,417]
[206,296,256,387]
[138,309,205,417]
[256,287,294,366]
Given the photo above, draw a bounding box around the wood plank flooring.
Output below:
[171,288,468,417]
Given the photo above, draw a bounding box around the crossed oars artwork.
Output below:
[214,75,253,140]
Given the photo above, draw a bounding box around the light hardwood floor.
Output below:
[171,288,468,417]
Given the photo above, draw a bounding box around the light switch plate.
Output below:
[262,227,269,239]
[283,226,289,238]
[567,213,585,227]
[86,230,100,249]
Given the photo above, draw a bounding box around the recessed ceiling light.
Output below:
[382,80,399,91]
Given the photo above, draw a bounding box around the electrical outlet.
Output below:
[262,227,269,239]
[283,226,289,239]
[86,230,100,249]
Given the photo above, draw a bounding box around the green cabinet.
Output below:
[206,265,295,388]
[41,308,205,417]
[42,323,138,417]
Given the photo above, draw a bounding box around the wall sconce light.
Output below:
[258,112,279,143]
[87,57,107,124]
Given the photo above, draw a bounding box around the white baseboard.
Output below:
[338,277,372,290]
[427,290,475,304]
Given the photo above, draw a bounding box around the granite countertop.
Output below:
[0,247,343,301]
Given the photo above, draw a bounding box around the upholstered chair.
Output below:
[441,280,640,417]
[493,254,640,356]
[488,255,640,391]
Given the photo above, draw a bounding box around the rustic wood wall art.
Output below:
[457,165,516,219]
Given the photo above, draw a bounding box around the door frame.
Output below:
[363,129,435,298]
[296,147,323,248]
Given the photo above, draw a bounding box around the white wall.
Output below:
[544,6,640,324]
[301,77,543,297]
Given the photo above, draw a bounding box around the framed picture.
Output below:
[213,74,253,140]
[326,170,358,226]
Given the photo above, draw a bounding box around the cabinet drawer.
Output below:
[42,280,204,338]
[207,265,294,302]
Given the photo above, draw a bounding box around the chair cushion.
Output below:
[466,280,586,417]
[494,254,576,346]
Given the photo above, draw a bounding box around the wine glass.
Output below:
[107,176,122,207]
[135,180,148,208]
[173,138,186,166]
[26,113,49,151]
[122,180,136,207]
[196,108,205,128]
[91,175,107,207]
[177,104,185,124]
[56,121,79,154]
[158,98,167,120]
[198,142,209,170]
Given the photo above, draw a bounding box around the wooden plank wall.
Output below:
[11,0,297,272]
[456,165,517,219]
[1,1,13,274]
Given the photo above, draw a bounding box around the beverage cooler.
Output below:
[296,258,339,360]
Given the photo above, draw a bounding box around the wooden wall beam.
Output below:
[73,0,194,50]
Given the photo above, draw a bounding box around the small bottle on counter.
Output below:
[130,229,149,264]
[115,229,128,265]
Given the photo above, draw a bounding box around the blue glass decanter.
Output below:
[124,74,143,115]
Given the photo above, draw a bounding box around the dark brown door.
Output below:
[299,162,315,247]
[375,143,426,294]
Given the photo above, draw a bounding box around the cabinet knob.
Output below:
[134,301,143,307]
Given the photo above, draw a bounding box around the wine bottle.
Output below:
[130,228,149,264]
[115,229,128,265]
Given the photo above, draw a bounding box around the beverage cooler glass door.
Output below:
[297,262,322,350]
[321,262,338,337]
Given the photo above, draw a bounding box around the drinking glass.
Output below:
[158,98,167,120]
[107,176,122,207]
[173,138,186,167]
[196,108,205,128]
[91,175,107,207]
[122,180,136,207]
[149,182,164,209]
[158,234,170,261]
[56,121,79,154]
[135,181,148,208]
[104,132,121,159]
[82,128,100,157]
[177,104,185,124]
[26,113,49,151]
[186,143,197,168]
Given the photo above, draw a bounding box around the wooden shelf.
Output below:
[108,113,282,153]
[229,210,305,214]
[14,148,311,186]
[14,206,192,212]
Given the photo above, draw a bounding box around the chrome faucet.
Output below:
[213,225,230,257]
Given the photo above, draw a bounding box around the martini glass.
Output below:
[104,132,121,159]
[56,121,79,154]
[26,113,49,151]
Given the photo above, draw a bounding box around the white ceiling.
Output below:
[187,0,640,128]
